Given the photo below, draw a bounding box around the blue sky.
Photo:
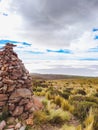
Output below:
[0,0,98,76]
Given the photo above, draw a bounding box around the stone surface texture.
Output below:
[0,43,43,118]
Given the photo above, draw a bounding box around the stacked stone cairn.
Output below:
[0,43,42,120]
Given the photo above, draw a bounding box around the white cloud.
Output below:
[0,0,98,76]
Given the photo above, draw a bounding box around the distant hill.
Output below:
[30,73,92,80]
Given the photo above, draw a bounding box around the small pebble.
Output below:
[19,125,26,130]
[0,120,6,130]
[15,122,21,129]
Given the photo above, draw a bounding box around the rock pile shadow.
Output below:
[0,43,42,119]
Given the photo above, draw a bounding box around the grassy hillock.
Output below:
[32,76,98,130]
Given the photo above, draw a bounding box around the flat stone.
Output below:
[10,88,32,99]
[0,94,8,101]
[21,112,29,120]
[15,122,21,129]
[22,76,28,80]
[0,77,2,81]
[8,104,15,111]
[19,125,26,130]
[3,84,8,91]
[0,82,3,87]
[7,125,15,129]
[5,129,14,130]
[0,70,3,75]
[18,80,24,84]
[33,96,43,110]
[3,79,14,84]
[19,99,29,105]
[7,85,16,92]
[12,106,24,116]
[0,102,5,106]
[9,97,21,103]
[26,118,33,125]
[0,120,6,130]
[7,117,16,125]
[1,66,5,71]
[25,101,34,111]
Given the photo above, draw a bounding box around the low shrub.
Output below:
[72,101,98,122]
[61,100,74,112]
[42,99,48,108]
[60,92,70,99]
[93,92,98,97]
[85,96,98,104]
[69,95,85,102]
[55,95,63,107]
[36,87,42,92]
[93,109,98,130]
[63,87,73,93]
[83,108,94,129]
[46,92,53,100]
[60,124,76,130]
[76,89,86,95]
[33,110,48,125]
[48,109,70,124]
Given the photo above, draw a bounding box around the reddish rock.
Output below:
[0,82,3,87]
[9,97,21,103]
[12,106,24,116]
[21,112,29,120]
[15,122,21,129]
[3,79,14,84]
[18,80,24,84]
[7,125,15,129]
[0,120,6,129]
[33,96,43,110]
[0,102,5,106]
[26,118,33,125]
[19,99,29,105]
[7,117,16,125]
[0,43,42,118]
[9,88,31,99]
[7,85,16,92]
[0,94,8,101]
[0,77,2,81]
[8,104,15,111]
[25,101,34,111]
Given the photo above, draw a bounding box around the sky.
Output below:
[0,0,98,76]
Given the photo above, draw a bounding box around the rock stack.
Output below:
[0,43,42,119]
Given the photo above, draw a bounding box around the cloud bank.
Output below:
[0,0,98,76]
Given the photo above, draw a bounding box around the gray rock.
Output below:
[19,125,26,130]
[0,120,6,129]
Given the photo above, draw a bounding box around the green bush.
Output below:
[85,96,98,104]
[76,89,86,95]
[36,87,42,92]
[72,101,98,122]
[60,92,70,99]
[93,109,98,130]
[61,100,74,112]
[63,87,73,93]
[46,92,54,100]
[55,95,63,107]
[33,110,49,125]
[60,124,76,130]
[48,109,70,124]
[69,95,85,102]
[42,99,48,108]
[94,92,98,97]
